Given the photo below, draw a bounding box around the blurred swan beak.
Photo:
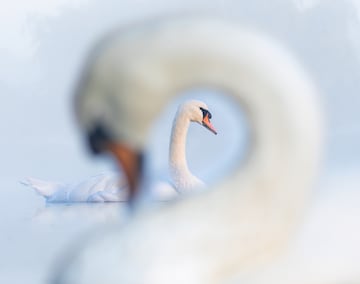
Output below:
[202,114,217,135]
[106,143,142,203]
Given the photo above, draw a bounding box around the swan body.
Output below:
[21,172,126,202]
[22,100,214,202]
[55,19,324,284]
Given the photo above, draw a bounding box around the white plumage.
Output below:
[55,18,326,284]
[22,100,214,202]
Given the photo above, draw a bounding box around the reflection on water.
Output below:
[2,171,360,284]
[32,203,127,224]
[0,178,129,284]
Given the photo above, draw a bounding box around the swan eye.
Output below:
[200,107,212,119]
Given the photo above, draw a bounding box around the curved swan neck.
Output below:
[169,108,192,182]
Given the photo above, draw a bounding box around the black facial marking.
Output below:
[199,107,212,119]
[87,123,112,154]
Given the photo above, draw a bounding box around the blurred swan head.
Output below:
[56,17,325,284]
[74,17,322,206]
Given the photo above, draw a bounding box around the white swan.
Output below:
[169,100,216,192]
[21,172,126,202]
[54,19,323,284]
[21,100,216,202]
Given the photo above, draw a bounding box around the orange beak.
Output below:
[202,114,217,135]
[106,143,142,203]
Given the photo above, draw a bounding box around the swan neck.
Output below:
[169,110,191,176]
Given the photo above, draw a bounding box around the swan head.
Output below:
[179,100,217,135]
[74,18,322,206]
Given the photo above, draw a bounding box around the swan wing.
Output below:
[20,177,64,199]
[21,172,127,202]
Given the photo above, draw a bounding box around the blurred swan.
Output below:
[54,19,323,284]
[21,100,216,202]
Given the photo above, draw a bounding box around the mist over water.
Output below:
[1,1,360,283]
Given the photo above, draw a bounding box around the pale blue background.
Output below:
[0,1,359,283]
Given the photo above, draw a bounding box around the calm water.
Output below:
[1,168,360,284]
[0,177,124,284]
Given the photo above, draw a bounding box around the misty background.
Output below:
[1,0,360,182]
[0,0,360,283]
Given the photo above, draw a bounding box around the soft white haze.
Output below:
[0,1,359,283]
